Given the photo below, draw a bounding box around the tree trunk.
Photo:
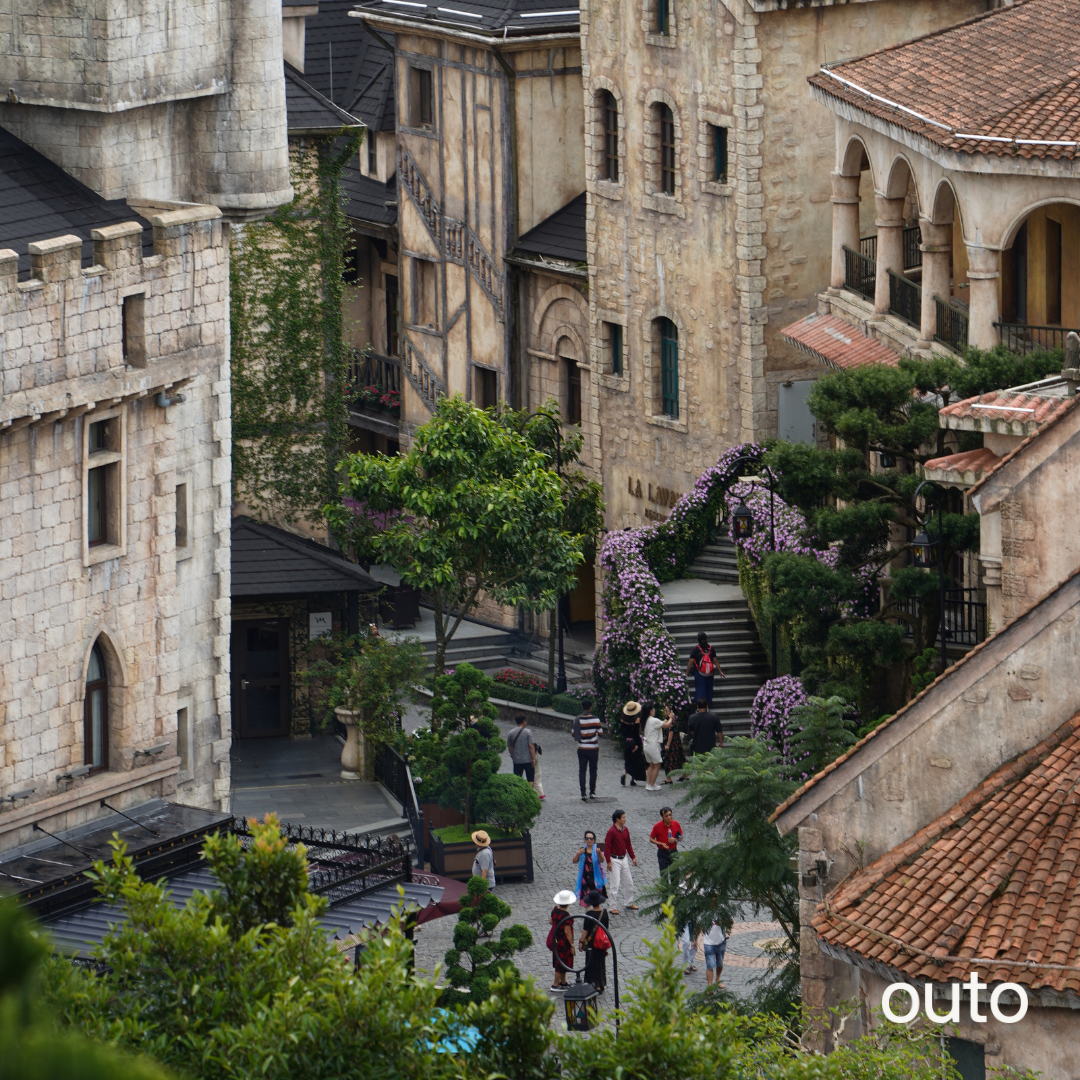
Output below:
[433,594,447,677]
[547,609,557,692]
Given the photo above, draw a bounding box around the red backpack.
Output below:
[697,647,715,676]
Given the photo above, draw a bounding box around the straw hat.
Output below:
[553,889,577,907]
[471,830,491,847]
[622,700,642,717]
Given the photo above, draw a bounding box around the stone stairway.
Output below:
[662,582,769,738]
[685,536,741,584]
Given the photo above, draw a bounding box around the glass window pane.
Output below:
[91,688,104,768]
[88,467,105,544]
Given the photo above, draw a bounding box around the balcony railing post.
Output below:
[831,172,861,291]
[874,196,906,316]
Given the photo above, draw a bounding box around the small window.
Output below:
[84,412,124,556]
[409,67,434,129]
[605,322,623,375]
[412,259,437,327]
[566,358,582,425]
[385,274,400,356]
[476,367,498,410]
[85,643,109,772]
[367,132,378,176]
[658,104,676,195]
[658,317,678,418]
[601,91,619,182]
[177,705,193,776]
[945,1038,985,1080]
[122,294,146,368]
[711,125,728,184]
[176,481,189,550]
[88,418,114,454]
[657,0,670,34]
[87,465,108,547]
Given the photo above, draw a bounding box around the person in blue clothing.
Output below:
[572,829,607,905]
[687,631,725,706]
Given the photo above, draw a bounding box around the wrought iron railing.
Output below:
[230,817,411,907]
[934,296,969,354]
[859,234,877,264]
[894,589,987,648]
[903,225,922,269]
[888,269,921,329]
[843,245,875,301]
[993,322,1078,355]
[349,350,401,394]
[374,744,425,862]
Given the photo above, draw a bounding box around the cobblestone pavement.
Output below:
[409,713,782,1005]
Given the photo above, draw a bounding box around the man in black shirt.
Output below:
[687,698,724,756]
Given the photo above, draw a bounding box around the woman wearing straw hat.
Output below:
[620,701,647,787]
[471,830,495,889]
[547,889,578,991]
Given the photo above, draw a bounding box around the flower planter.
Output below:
[430,830,534,883]
[335,706,374,781]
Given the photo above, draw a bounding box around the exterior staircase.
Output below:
[685,536,741,584]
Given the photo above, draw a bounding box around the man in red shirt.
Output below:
[604,809,638,914]
[649,806,682,874]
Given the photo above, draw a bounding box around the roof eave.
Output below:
[289,123,366,136]
[354,11,579,49]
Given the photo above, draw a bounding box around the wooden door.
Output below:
[232,619,290,738]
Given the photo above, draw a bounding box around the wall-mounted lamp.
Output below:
[56,765,92,785]
[3,786,35,805]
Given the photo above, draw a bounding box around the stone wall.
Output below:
[0,207,231,853]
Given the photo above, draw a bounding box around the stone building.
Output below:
[579,0,983,532]
[0,132,231,853]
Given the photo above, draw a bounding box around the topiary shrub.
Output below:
[475,774,541,836]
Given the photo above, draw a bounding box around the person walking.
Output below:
[507,713,544,799]
[471,830,495,890]
[641,702,673,791]
[574,696,602,803]
[680,924,699,975]
[548,890,577,991]
[660,703,686,783]
[687,698,724,756]
[687,632,725,707]
[620,701,647,787]
[703,919,727,988]
[579,890,611,992]
[572,830,607,906]
[604,809,638,914]
[648,806,682,875]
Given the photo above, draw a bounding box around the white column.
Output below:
[918,221,952,348]
[966,244,1002,350]
[830,173,861,291]
[873,195,906,316]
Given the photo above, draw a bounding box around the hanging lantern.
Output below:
[732,501,754,541]
[912,528,937,568]
[879,451,895,469]
[563,977,601,1031]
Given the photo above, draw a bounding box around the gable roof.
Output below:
[514,192,586,263]
[303,0,396,131]
[285,62,364,134]
[814,709,1080,994]
[808,0,1080,161]
[356,0,579,38]
[781,312,899,371]
[341,165,398,229]
[231,518,380,597]
[0,125,153,279]
[939,376,1075,437]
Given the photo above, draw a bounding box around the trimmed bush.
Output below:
[474,773,541,836]
[551,693,583,716]
[492,684,553,709]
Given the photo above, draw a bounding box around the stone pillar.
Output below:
[967,244,1002,350]
[92,221,144,271]
[28,234,82,283]
[830,173,861,291]
[918,221,952,348]
[873,195,906,316]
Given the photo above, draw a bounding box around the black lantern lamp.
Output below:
[912,527,937,568]
[732,501,754,541]
[563,976,601,1031]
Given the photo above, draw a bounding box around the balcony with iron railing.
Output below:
[993,322,1080,355]
[347,350,402,425]
[935,296,969,354]
[887,268,921,329]
[843,245,875,302]
[894,588,987,650]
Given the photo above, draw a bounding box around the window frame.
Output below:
[83,408,127,565]
[659,105,676,196]
[175,470,194,560]
[605,321,624,376]
[409,66,435,131]
[700,111,735,196]
[121,292,146,368]
[565,357,582,426]
[658,318,679,419]
[177,693,195,782]
[84,644,109,774]
[410,257,438,329]
[602,91,619,183]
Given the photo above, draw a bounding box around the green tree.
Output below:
[430,662,499,733]
[430,715,505,826]
[329,396,583,672]
[442,877,532,1008]
[787,695,858,777]
[475,773,541,835]
[500,402,605,689]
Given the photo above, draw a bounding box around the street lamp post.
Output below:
[912,480,948,677]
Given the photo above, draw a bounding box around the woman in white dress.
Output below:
[641,702,673,790]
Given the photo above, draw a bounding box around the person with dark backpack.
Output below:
[687,631,725,707]
[573,697,602,802]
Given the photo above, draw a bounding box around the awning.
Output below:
[781,312,899,370]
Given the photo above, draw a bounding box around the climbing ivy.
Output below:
[230,131,363,531]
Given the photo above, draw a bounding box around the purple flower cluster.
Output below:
[750,676,810,776]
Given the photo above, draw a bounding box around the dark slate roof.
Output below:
[342,164,398,227]
[514,192,586,263]
[356,0,580,37]
[304,0,396,131]
[285,62,364,134]
[231,518,380,597]
[0,125,153,279]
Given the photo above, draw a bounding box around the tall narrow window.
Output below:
[566,358,582,425]
[658,318,678,418]
[122,294,146,367]
[711,125,728,184]
[177,705,192,775]
[476,367,498,410]
[657,0,670,35]
[410,67,434,129]
[175,482,189,549]
[1047,218,1062,324]
[413,259,437,327]
[87,418,114,548]
[85,643,109,772]
[658,104,676,195]
[385,274,400,356]
[367,132,378,176]
[605,322,623,375]
[601,91,619,182]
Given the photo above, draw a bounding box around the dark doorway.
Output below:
[565,357,582,425]
[231,619,290,738]
[945,1038,985,1080]
[385,274,400,356]
[1046,217,1062,324]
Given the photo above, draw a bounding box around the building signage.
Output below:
[628,476,682,510]
[309,611,333,641]
[881,976,1028,1025]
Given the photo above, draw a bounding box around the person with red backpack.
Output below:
[579,889,612,992]
[687,631,725,706]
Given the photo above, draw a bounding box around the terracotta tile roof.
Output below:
[922,447,1001,485]
[939,378,1074,436]
[813,712,1080,993]
[808,0,1080,161]
[780,313,899,371]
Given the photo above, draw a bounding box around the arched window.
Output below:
[600,91,619,182]
[657,103,675,195]
[657,318,678,418]
[85,643,109,771]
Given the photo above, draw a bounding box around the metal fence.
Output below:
[903,225,922,269]
[935,296,969,354]
[843,245,876,301]
[894,589,987,648]
[888,269,921,329]
[993,323,1078,355]
[374,745,425,862]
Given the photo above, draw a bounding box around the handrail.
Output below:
[843,244,875,302]
[934,295,969,355]
[993,322,1079,355]
[887,268,920,329]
